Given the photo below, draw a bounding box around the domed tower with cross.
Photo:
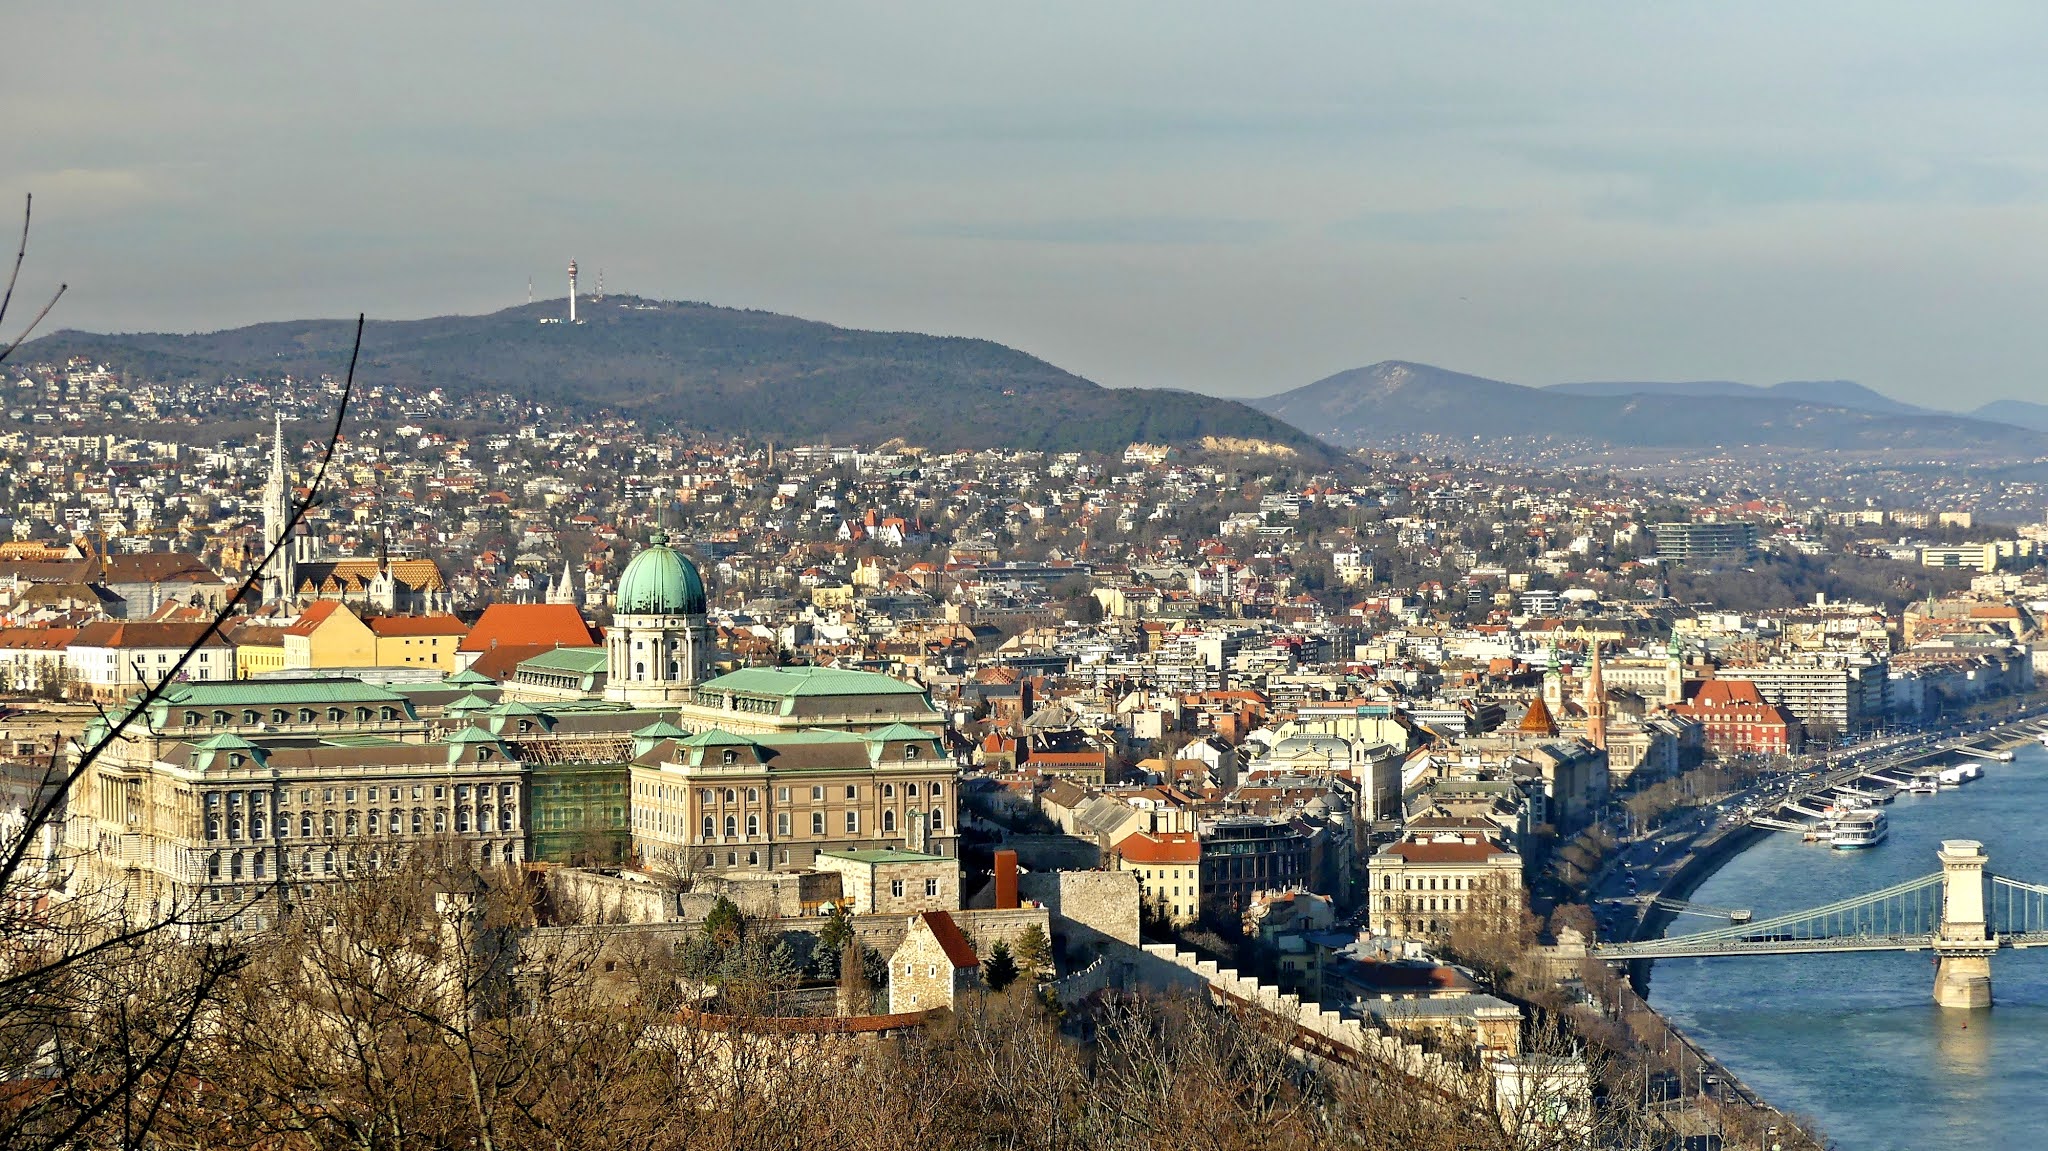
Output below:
[605,531,712,705]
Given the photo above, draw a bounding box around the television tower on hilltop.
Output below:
[568,260,578,323]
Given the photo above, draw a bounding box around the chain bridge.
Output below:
[1594,840,2048,1007]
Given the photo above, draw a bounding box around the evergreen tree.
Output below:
[982,941,1020,992]
[702,895,744,949]
[815,906,853,979]
[1012,923,1053,975]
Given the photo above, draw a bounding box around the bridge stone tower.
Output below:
[1934,839,1995,1009]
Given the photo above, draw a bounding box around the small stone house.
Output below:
[888,910,979,1013]
[816,848,959,915]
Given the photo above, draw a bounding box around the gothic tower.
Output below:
[260,412,296,605]
[1584,640,1608,751]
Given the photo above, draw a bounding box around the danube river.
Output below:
[1651,741,2048,1151]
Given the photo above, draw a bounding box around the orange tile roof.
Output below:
[1119,831,1201,865]
[458,604,600,653]
[919,911,979,970]
[368,614,469,638]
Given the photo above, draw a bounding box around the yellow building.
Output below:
[368,614,469,673]
[1368,824,1524,940]
[281,602,376,669]
[231,624,287,679]
[1116,830,1202,926]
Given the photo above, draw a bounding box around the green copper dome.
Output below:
[616,531,707,615]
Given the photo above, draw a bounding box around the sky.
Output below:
[6,2,2048,409]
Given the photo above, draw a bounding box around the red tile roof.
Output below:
[919,910,978,970]
[458,604,600,653]
[1118,831,1201,865]
[283,600,348,636]
[368,614,469,638]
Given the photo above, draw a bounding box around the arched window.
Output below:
[480,807,494,833]
[907,783,919,798]
[930,807,943,831]
[747,850,759,866]
[882,810,897,833]
[251,814,265,839]
[391,810,403,835]
[723,789,736,803]
[811,812,825,836]
[930,783,943,798]
[252,852,266,879]
[702,815,714,841]
[434,809,447,833]
[456,808,470,833]
[300,849,311,874]
[882,784,895,798]
[321,850,335,875]
[746,787,758,803]
[344,811,358,835]
[205,816,220,841]
[724,815,737,838]
[503,842,516,863]
[226,815,241,840]
[206,852,221,880]
[322,812,335,837]
[746,814,759,837]
[368,849,380,871]
[412,811,423,834]
[481,843,493,866]
[634,662,646,677]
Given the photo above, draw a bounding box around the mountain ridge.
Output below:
[19,298,1327,457]
[1253,360,2047,457]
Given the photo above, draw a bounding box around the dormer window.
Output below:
[298,709,315,724]
[380,708,398,721]
[328,708,344,722]
[721,750,738,765]
[183,711,201,726]
[478,747,494,763]
[271,710,288,725]
[212,711,230,724]
[242,711,259,725]
[229,754,246,769]
[904,745,920,761]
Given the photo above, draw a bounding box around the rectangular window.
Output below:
[777,813,790,836]
[891,879,905,898]
[812,786,824,801]
[777,787,790,802]
[845,811,859,834]
[925,878,939,897]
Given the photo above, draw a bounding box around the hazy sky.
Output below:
[7,3,2048,408]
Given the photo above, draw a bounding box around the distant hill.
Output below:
[1973,399,2048,433]
[20,298,1325,457]
[1254,361,2047,456]
[1545,378,1931,417]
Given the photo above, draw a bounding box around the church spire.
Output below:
[261,411,296,605]
[1585,640,1608,751]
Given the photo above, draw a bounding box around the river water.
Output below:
[1650,741,2048,1151]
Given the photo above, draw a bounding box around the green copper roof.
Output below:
[443,725,504,745]
[818,848,949,865]
[616,531,707,616]
[192,732,260,752]
[445,693,494,711]
[446,668,495,686]
[157,679,409,707]
[633,719,692,741]
[516,646,608,674]
[489,699,551,716]
[862,722,941,743]
[699,666,929,699]
[678,728,763,748]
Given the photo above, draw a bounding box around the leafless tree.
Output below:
[0,194,366,1151]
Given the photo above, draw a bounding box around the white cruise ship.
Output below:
[1831,811,1888,850]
